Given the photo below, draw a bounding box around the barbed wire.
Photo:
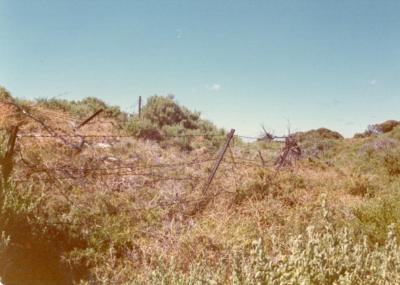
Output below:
[14,157,272,184]
[1,100,288,141]
[16,133,290,142]
[17,133,227,139]
[17,157,217,175]
[1,101,282,189]
[14,170,201,183]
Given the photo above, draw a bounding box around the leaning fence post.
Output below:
[202,129,235,194]
[1,125,19,181]
[76,109,104,129]
[258,150,265,167]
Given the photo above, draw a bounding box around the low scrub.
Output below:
[235,168,306,206]
[383,147,400,177]
[354,120,400,138]
[0,182,85,285]
[125,95,225,150]
[35,97,123,119]
[295,128,344,142]
[352,192,400,245]
[134,198,400,284]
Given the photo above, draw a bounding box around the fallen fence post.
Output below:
[203,129,235,194]
[76,109,104,129]
[1,125,19,181]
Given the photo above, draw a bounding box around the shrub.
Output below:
[125,95,225,150]
[125,118,162,141]
[387,125,400,141]
[142,95,199,129]
[301,138,339,160]
[295,128,344,142]
[373,120,400,134]
[346,172,378,197]
[135,198,400,284]
[354,120,400,138]
[0,87,13,102]
[0,183,85,284]
[383,147,400,176]
[235,168,306,206]
[352,193,400,245]
[35,97,123,119]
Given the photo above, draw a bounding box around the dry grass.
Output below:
[1,98,400,284]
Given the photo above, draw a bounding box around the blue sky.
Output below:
[1,0,399,137]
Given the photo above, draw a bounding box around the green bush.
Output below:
[352,192,400,245]
[35,97,123,119]
[346,172,378,197]
[142,95,199,129]
[134,198,400,284]
[0,182,85,284]
[125,118,162,141]
[0,86,14,102]
[125,95,225,150]
[387,125,400,141]
[235,168,306,206]
[295,128,344,142]
[383,147,400,176]
[354,120,400,138]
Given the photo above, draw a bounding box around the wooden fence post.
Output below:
[1,126,19,181]
[202,129,235,194]
[258,150,265,167]
[138,96,142,119]
[76,109,104,129]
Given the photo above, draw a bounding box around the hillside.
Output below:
[1,88,400,284]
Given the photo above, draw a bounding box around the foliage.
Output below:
[383,147,400,177]
[0,87,13,102]
[3,90,400,284]
[235,168,306,206]
[141,95,199,129]
[0,182,84,284]
[125,95,225,150]
[133,198,400,285]
[295,128,344,142]
[354,120,400,138]
[125,118,162,141]
[346,172,378,197]
[352,192,400,245]
[36,97,123,119]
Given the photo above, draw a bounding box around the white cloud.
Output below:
[206,83,221,91]
[370,79,377,85]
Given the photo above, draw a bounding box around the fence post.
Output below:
[203,129,235,194]
[1,125,19,181]
[76,109,104,129]
[138,96,142,119]
[258,150,265,167]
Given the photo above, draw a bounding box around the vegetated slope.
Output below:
[1,87,400,284]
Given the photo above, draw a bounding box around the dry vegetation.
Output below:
[1,86,400,284]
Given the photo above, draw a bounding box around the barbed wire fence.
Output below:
[0,104,294,203]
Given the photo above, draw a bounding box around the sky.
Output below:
[0,0,399,138]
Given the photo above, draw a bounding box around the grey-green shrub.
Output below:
[36,97,123,119]
[123,196,400,285]
[125,95,225,150]
[353,192,400,245]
